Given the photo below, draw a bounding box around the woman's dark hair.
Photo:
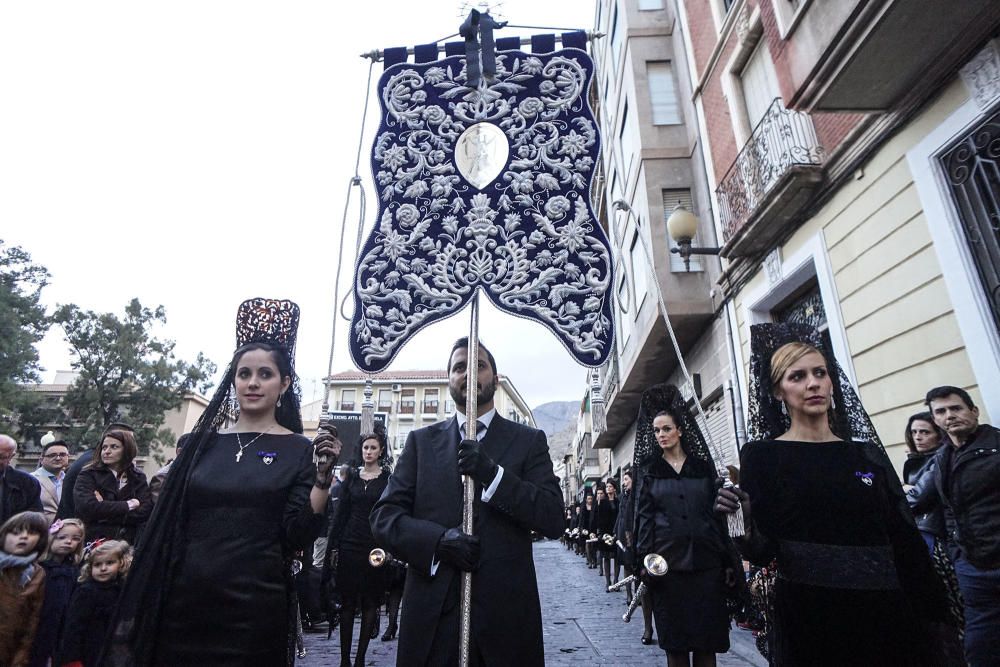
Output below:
[604,478,618,493]
[0,511,49,556]
[904,412,944,454]
[652,408,690,456]
[231,341,302,433]
[87,429,138,473]
[350,425,391,473]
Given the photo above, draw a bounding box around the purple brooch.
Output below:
[258,451,278,466]
[855,471,874,486]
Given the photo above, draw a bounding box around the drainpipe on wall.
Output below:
[723,300,748,453]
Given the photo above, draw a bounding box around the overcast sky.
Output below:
[1,1,598,409]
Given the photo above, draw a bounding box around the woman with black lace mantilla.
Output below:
[634,384,742,667]
[716,323,949,666]
[103,298,342,666]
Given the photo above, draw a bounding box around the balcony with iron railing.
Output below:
[717,98,824,259]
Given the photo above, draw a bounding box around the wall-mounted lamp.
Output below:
[666,204,721,272]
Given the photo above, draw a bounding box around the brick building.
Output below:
[672,0,1000,467]
[579,0,744,486]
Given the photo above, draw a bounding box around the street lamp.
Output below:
[665,203,721,272]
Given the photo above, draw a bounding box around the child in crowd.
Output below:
[0,511,50,666]
[29,519,85,667]
[58,539,131,667]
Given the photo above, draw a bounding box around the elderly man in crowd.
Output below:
[910,386,1000,667]
[32,432,70,523]
[0,434,43,524]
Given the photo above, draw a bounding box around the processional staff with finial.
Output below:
[340,9,616,665]
[321,4,742,663]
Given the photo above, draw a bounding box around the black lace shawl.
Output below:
[742,322,948,627]
[746,322,882,449]
[632,383,716,472]
[104,301,305,667]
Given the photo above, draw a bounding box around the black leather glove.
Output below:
[435,527,481,572]
[312,421,342,489]
[457,438,498,485]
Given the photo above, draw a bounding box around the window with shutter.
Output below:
[740,41,782,130]
[647,61,681,125]
[662,189,703,272]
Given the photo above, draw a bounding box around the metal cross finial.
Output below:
[457,1,505,21]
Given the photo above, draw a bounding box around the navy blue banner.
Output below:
[351,45,614,373]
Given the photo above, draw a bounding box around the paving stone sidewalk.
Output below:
[301,539,768,666]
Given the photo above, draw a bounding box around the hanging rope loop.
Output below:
[321,59,376,415]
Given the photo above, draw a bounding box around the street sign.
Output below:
[326,411,388,465]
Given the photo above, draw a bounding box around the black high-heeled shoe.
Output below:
[640,634,654,645]
[381,625,397,641]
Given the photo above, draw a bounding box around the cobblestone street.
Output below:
[301,540,767,666]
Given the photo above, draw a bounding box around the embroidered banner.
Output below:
[350,45,614,372]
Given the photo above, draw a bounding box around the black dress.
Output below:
[592,498,617,554]
[155,433,322,665]
[333,470,390,607]
[637,456,731,654]
[739,439,947,667]
[614,489,635,566]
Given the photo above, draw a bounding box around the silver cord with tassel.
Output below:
[360,376,375,435]
[590,368,607,436]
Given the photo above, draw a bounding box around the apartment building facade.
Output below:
[302,370,535,458]
[582,0,743,482]
[674,0,1000,468]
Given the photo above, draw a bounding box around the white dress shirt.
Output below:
[430,409,505,575]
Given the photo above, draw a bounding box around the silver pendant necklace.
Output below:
[235,426,274,462]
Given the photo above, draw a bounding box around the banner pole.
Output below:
[459,292,480,667]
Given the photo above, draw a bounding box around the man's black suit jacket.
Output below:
[371,414,563,666]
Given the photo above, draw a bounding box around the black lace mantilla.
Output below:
[746,322,883,451]
[632,383,715,472]
[105,297,306,666]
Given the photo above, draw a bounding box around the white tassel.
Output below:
[360,376,375,434]
[590,368,607,435]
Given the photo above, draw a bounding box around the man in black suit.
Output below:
[0,434,43,524]
[371,338,563,666]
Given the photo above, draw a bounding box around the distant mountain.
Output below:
[533,399,579,471]
[532,400,579,438]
